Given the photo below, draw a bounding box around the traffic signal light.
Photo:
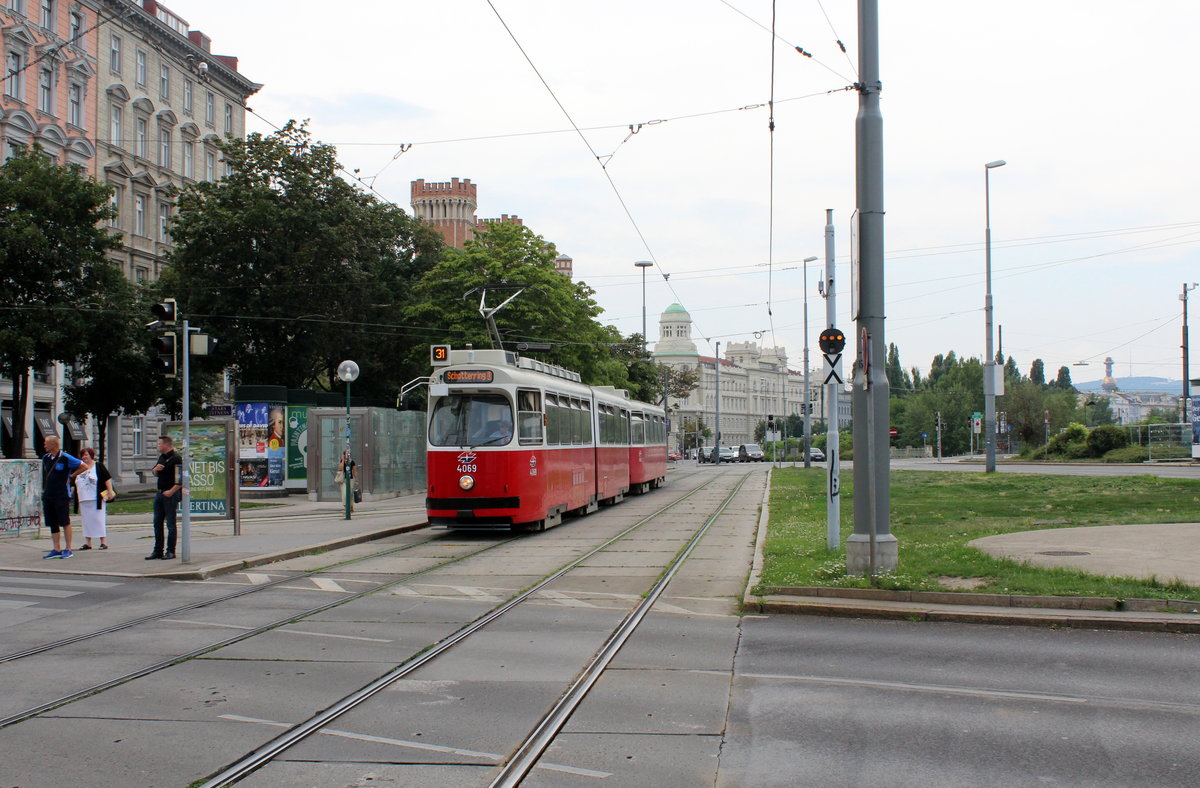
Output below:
[151,298,177,326]
[152,332,177,377]
[818,327,846,355]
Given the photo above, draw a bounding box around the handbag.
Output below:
[353,486,362,504]
[333,470,344,484]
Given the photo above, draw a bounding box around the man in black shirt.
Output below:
[147,435,182,560]
[41,436,82,559]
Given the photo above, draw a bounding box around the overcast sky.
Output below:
[171,1,1198,385]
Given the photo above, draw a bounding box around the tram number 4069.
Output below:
[457,464,478,473]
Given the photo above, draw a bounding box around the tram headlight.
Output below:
[459,474,475,491]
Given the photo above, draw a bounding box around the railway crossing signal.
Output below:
[820,327,846,386]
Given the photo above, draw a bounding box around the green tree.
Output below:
[162,121,442,399]
[63,281,162,460]
[885,343,912,391]
[1052,365,1075,391]
[402,221,629,390]
[1029,358,1046,385]
[0,146,120,457]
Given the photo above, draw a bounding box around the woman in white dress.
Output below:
[73,447,114,550]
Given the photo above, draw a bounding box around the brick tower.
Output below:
[410,178,478,248]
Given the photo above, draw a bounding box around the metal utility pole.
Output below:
[714,341,722,465]
[180,319,192,564]
[983,159,1006,472]
[802,255,817,468]
[822,209,840,551]
[848,0,896,576]
[1183,283,1198,424]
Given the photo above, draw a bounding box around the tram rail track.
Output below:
[198,469,750,787]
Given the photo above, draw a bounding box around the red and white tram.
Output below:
[425,347,668,530]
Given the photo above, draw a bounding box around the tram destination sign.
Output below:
[445,369,495,384]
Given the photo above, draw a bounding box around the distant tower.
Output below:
[410,178,478,248]
[1101,356,1118,391]
[554,254,574,279]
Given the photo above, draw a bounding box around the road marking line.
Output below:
[738,672,1090,704]
[164,618,254,630]
[310,578,347,593]
[0,576,121,588]
[0,600,38,609]
[0,586,80,598]
[281,629,392,643]
[218,714,611,778]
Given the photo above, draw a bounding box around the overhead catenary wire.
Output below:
[717,0,855,84]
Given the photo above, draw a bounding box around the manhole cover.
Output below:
[1037,550,1091,557]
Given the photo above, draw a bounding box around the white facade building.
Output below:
[652,303,850,450]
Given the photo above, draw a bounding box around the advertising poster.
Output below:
[267,405,285,487]
[286,406,308,481]
[0,460,42,536]
[1192,381,1199,458]
[237,402,271,488]
[165,422,229,518]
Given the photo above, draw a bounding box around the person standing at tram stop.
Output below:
[40,436,82,559]
[335,449,357,512]
[73,447,115,550]
[147,435,182,560]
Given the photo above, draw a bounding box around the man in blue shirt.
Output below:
[41,436,82,559]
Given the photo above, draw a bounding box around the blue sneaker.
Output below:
[60,549,74,559]
[43,549,62,559]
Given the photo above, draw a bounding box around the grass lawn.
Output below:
[761,468,1200,601]
[105,498,280,516]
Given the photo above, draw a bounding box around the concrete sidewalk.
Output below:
[0,492,430,580]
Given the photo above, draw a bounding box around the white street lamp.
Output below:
[337,359,360,519]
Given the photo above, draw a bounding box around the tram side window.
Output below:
[631,412,646,446]
[546,394,561,445]
[620,409,630,445]
[517,389,543,445]
[572,398,585,444]
[582,400,593,443]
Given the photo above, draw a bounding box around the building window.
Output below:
[134,194,145,235]
[134,266,148,283]
[109,35,121,73]
[6,51,23,100]
[135,117,146,157]
[159,128,171,167]
[158,202,171,241]
[182,78,192,112]
[135,49,146,86]
[204,150,214,181]
[8,1,25,16]
[109,103,122,147]
[69,11,81,47]
[67,83,81,126]
[37,67,51,113]
[205,90,213,124]
[223,102,232,134]
[181,139,193,178]
[132,415,144,455]
[108,185,121,227]
[159,64,169,99]
[39,0,52,31]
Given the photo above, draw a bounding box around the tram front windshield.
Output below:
[429,393,514,447]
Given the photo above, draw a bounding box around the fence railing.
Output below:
[1124,422,1192,461]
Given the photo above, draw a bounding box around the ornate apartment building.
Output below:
[652,303,850,449]
[1,0,258,473]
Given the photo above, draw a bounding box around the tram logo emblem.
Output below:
[529,454,538,476]
[457,451,477,464]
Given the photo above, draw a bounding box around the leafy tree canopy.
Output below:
[161,121,442,399]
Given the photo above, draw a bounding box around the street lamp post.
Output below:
[635,261,654,352]
[802,255,818,468]
[337,359,360,520]
[983,159,1006,473]
[1182,283,1198,424]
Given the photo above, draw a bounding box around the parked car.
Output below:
[698,446,715,463]
[667,450,682,461]
[807,447,826,461]
[718,446,738,463]
[738,443,765,462]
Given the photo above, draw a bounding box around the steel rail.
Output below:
[197,473,722,787]
[490,471,753,786]
[0,531,438,665]
[0,533,520,730]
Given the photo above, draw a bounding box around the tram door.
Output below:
[314,411,368,502]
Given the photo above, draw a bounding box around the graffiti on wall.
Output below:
[0,460,42,537]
